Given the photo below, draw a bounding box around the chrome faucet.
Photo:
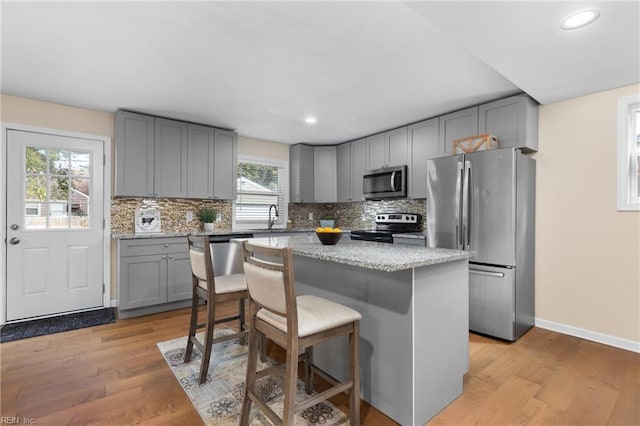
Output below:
[268,204,279,230]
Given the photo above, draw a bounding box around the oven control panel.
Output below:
[375,213,420,224]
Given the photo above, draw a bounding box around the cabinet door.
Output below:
[408,118,439,199]
[479,95,538,152]
[115,111,155,197]
[336,143,352,202]
[386,126,408,167]
[290,144,315,202]
[187,124,215,199]
[167,252,192,302]
[314,146,337,203]
[213,129,238,199]
[155,118,188,198]
[351,138,367,201]
[119,255,167,310]
[366,133,386,170]
[439,106,478,155]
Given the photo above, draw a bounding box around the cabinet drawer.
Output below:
[119,237,188,257]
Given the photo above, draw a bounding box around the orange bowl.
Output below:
[315,231,343,245]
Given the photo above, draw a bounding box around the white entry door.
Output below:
[6,130,104,321]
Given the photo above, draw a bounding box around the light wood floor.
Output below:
[1,303,638,425]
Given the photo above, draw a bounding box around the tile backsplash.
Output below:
[111,198,426,234]
[111,198,233,234]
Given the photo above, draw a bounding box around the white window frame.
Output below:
[232,155,289,230]
[617,94,640,211]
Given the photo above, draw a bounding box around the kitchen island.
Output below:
[244,235,473,425]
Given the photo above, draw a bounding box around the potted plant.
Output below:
[319,213,337,229]
[198,207,217,231]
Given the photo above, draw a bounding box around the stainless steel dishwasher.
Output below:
[209,233,253,275]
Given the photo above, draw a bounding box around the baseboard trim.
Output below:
[535,317,640,353]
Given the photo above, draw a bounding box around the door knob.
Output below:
[9,237,20,245]
[10,224,20,230]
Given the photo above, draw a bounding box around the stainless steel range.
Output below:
[350,213,422,243]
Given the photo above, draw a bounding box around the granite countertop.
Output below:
[243,235,472,272]
[111,228,316,240]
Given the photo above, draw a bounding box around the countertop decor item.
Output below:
[198,207,217,231]
[319,213,337,228]
[135,199,162,234]
[315,230,342,245]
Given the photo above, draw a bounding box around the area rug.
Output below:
[0,308,116,343]
[157,329,349,426]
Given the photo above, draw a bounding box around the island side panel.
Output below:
[413,259,469,424]
[293,256,415,426]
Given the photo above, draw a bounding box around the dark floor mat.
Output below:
[0,308,116,343]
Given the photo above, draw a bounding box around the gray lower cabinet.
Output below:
[118,237,192,317]
[290,144,315,202]
[408,117,439,198]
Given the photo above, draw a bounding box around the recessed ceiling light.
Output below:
[305,117,317,124]
[560,9,600,30]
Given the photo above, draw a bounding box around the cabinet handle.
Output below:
[164,244,169,247]
[168,255,173,259]
[161,255,167,260]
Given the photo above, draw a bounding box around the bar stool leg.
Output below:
[349,321,361,426]
[184,281,199,363]
[282,340,299,425]
[240,307,259,426]
[198,300,216,384]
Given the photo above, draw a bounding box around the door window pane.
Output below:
[24,146,92,230]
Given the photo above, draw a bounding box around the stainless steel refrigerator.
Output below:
[426,147,535,341]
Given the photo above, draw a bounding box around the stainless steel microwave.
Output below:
[363,165,407,200]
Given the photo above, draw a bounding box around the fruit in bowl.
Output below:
[315,227,343,245]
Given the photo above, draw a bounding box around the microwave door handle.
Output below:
[390,171,397,191]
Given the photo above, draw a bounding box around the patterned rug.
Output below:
[157,329,349,425]
[0,308,116,343]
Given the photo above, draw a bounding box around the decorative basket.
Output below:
[453,134,499,154]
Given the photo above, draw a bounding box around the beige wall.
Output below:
[238,135,289,162]
[1,95,115,138]
[535,84,640,343]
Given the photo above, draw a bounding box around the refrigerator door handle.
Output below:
[469,268,505,278]
[455,161,464,249]
[462,160,471,250]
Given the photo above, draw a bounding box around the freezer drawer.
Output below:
[469,265,516,341]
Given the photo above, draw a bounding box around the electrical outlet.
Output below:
[308,212,313,221]
[361,214,366,221]
[186,211,193,222]
[216,214,222,222]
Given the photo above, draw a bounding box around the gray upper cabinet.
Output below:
[116,110,237,199]
[115,111,155,197]
[386,127,409,167]
[289,144,315,203]
[479,94,539,152]
[213,129,238,199]
[439,106,479,155]
[336,143,352,202]
[351,139,367,201]
[314,146,337,203]
[154,118,188,198]
[366,133,386,169]
[187,124,215,199]
[366,128,409,170]
[408,117,439,199]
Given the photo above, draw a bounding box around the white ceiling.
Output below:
[2,1,638,145]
